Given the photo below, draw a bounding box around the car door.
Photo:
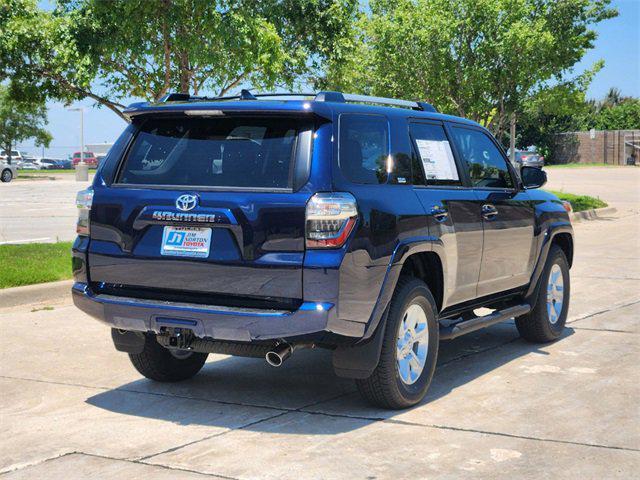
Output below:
[448,125,536,297]
[409,120,484,308]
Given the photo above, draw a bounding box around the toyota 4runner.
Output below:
[72,91,573,409]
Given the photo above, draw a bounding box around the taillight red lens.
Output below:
[305,192,358,249]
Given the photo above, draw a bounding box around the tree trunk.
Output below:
[4,142,12,164]
[159,0,172,100]
[509,112,516,164]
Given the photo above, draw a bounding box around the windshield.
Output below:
[117,117,303,189]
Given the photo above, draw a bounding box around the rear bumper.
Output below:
[72,282,364,342]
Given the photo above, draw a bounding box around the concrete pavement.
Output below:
[545,165,640,214]
[0,177,91,244]
[1,168,639,478]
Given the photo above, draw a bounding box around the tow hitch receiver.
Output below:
[157,327,195,349]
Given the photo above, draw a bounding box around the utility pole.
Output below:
[68,107,88,181]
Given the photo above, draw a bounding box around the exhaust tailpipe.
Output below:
[265,343,293,367]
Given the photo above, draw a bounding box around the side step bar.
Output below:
[439,304,531,340]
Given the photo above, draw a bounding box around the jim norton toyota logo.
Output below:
[176,194,198,211]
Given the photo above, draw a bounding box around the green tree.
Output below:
[321,0,616,139]
[0,85,51,163]
[583,98,640,130]
[515,66,600,160]
[0,85,52,164]
[1,0,357,122]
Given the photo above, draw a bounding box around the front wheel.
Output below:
[128,333,208,382]
[516,245,570,342]
[356,277,439,409]
[1,169,13,183]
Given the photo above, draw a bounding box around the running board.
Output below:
[439,304,531,340]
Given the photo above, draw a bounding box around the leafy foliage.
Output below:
[1,0,357,120]
[0,84,51,162]
[321,0,617,139]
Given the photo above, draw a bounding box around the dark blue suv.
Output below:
[72,91,573,409]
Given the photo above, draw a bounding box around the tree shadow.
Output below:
[85,322,575,434]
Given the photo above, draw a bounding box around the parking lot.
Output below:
[1,167,639,478]
[0,175,92,244]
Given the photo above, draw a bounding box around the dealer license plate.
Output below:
[161,227,212,258]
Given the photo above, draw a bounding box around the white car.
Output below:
[0,149,24,165]
[18,160,40,170]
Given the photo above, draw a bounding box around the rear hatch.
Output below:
[87,114,315,310]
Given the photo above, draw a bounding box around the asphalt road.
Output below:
[0,168,639,478]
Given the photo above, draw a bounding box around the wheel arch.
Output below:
[551,232,573,268]
[398,251,444,312]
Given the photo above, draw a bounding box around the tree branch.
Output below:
[38,68,129,122]
[218,72,246,96]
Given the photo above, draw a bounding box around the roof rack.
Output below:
[159,90,437,112]
[319,92,437,112]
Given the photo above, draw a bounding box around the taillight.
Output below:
[76,187,93,236]
[306,192,358,248]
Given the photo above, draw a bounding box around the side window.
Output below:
[339,114,389,184]
[450,127,514,189]
[409,123,461,186]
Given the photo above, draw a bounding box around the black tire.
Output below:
[356,277,439,409]
[1,169,12,183]
[128,333,208,382]
[516,245,570,343]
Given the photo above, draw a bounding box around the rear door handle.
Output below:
[482,204,498,220]
[430,205,449,222]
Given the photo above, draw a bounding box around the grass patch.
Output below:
[545,163,620,168]
[547,190,608,212]
[0,242,73,289]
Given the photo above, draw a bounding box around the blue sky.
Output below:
[20,0,640,158]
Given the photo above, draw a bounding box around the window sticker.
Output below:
[415,139,459,181]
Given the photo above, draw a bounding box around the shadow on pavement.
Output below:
[85,323,574,433]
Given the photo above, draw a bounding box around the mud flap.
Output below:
[332,310,387,379]
[111,328,145,354]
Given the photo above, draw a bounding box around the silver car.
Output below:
[1,161,17,182]
[514,151,544,169]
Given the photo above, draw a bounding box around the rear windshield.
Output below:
[117,117,302,188]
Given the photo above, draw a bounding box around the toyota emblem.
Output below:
[176,194,198,211]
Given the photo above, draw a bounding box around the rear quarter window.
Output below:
[117,117,305,189]
[339,114,389,184]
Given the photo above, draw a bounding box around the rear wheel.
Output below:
[128,333,208,382]
[356,277,439,409]
[1,169,12,183]
[516,245,570,342]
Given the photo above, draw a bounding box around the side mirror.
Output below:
[521,166,547,189]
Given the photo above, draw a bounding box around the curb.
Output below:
[571,206,617,222]
[0,280,73,309]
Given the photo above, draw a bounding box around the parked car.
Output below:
[17,159,40,170]
[72,151,98,168]
[513,150,544,169]
[37,157,67,170]
[71,91,573,409]
[57,159,73,169]
[0,150,24,164]
[1,159,17,182]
